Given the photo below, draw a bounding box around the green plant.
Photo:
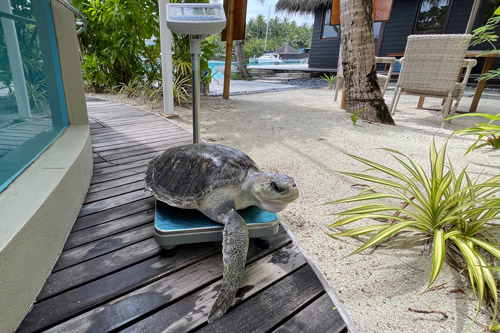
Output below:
[327,140,500,329]
[173,76,191,106]
[320,73,337,89]
[350,107,367,126]
[26,79,48,111]
[447,113,500,154]
[470,6,500,81]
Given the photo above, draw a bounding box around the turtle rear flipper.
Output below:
[208,210,249,323]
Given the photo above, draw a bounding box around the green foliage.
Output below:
[320,73,336,89]
[350,107,366,126]
[470,6,500,81]
[447,113,500,154]
[209,15,312,60]
[74,0,160,91]
[327,141,500,328]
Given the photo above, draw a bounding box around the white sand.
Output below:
[93,86,500,332]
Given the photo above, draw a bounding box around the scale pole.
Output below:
[192,53,201,143]
[190,37,202,143]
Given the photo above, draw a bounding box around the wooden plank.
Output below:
[123,263,316,333]
[91,127,183,148]
[45,240,300,333]
[18,242,221,333]
[78,190,151,217]
[53,224,154,272]
[92,133,191,158]
[71,197,154,232]
[272,293,347,333]
[196,266,323,333]
[64,209,154,250]
[91,128,188,149]
[83,180,144,204]
[92,134,191,161]
[90,165,148,185]
[92,154,153,171]
[87,173,145,194]
[37,238,161,301]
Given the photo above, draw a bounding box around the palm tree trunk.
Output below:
[340,0,395,125]
[235,40,251,79]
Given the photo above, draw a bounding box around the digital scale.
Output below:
[154,4,279,250]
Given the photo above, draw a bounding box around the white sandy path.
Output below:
[91,87,499,332]
[168,87,499,333]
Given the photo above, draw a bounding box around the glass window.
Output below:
[0,0,68,192]
[414,0,452,33]
[322,9,340,39]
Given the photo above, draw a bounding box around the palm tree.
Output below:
[340,0,394,124]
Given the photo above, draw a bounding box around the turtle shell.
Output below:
[144,143,261,208]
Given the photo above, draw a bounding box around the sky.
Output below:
[211,0,314,26]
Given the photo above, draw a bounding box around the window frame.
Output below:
[412,0,454,34]
[320,8,340,40]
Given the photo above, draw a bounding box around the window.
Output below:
[0,0,68,192]
[321,9,340,39]
[414,0,452,33]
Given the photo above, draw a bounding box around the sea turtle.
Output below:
[144,143,299,322]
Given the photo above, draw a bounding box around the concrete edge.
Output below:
[279,221,359,333]
[0,125,93,333]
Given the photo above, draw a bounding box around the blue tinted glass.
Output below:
[0,0,68,192]
[322,9,340,39]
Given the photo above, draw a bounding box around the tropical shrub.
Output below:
[327,141,500,329]
[470,6,500,81]
[320,73,336,89]
[447,113,500,154]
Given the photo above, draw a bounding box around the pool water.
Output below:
[208,60,306,79]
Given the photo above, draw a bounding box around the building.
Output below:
[276,0,500,72]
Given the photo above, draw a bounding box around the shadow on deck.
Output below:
[17,98,351,333]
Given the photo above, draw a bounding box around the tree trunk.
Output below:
[340,0,395,125]
[235,40,251,79]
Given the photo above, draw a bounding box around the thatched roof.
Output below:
[275,0,331,15]
[276,43,300,55]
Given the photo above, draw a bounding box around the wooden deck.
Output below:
[17,98,350,333]
[0,116,52,157]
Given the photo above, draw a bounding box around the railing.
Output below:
[53,0,87,34]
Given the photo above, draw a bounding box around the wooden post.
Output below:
[223,0,235,100]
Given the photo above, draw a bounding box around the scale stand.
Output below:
[154,3,279,250]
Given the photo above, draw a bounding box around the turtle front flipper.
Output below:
[208,209,249,323]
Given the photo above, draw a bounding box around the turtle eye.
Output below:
[270,181,281,192]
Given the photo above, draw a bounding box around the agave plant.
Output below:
[447,113,500,154]
[327,141,500,328]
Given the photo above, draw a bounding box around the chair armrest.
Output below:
[458,58,477,86]
[375,56,397,64]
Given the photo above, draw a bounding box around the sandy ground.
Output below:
[92,85,500,332]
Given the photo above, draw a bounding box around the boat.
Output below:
[257,53,282,64]
[248,55,258,63]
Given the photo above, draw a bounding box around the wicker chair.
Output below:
[389,34,477,125]
[334,50,396,101]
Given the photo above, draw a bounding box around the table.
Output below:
[464,50,500,112]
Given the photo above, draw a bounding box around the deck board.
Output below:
[17,98,349,333]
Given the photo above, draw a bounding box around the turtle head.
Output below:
[251,173,299,213]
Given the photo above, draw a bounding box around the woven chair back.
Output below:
[397,34,471,94]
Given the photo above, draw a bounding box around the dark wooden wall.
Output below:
[308,7,340,69]
[308,0,499,73]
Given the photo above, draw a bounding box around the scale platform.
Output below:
[154,200,279,249]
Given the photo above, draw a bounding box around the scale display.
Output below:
[166,4,226,34]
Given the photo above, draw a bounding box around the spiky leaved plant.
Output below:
[327,140,500,329]
[447,113,500,154]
